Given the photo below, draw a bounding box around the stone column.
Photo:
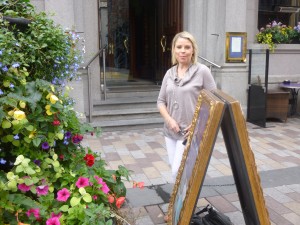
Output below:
[184,0,249,113]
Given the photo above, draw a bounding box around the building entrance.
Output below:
[99,0,182,86]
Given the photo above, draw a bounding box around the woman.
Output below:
[157,31,217,181]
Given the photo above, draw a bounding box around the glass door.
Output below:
[100,0,130,86]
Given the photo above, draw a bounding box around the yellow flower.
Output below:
[45,105,53,115]
[29,129,37,139]
[50,94,59,104]
[13,110,26,120]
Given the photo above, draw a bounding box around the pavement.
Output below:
[83,117,300,225]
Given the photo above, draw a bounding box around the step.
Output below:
[106,90,159,98]
[92,108,161,121]
[93,96,158,111]
[90,117,164,131]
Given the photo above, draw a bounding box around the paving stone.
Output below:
[225,211,245,225]
[135,215,155,225]
[264,188,294,203]
[282,212,300,224]
[283,202,300,214]
[265,196,292,214]
[205,195,238,213]
[145,205,165,224]
[127,187,164,207]
[267,208,294,225]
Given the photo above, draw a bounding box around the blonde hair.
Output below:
[171,31,198,65]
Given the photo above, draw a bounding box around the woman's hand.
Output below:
[167,117,180,133]
[183,124,191,139]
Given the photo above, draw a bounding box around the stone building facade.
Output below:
[31,0,300,117]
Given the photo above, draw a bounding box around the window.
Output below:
[258,0,300,29]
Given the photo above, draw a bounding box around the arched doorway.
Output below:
[99,0,182,86]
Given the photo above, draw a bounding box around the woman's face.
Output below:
[174,37,194,65]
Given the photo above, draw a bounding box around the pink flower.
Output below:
[26,208,40,220]
[94,176,110,194]
[75,177,89,188]
[56,188,70,202]
[51,212,62,219]
[93,195,98,200]
[36,185,49,196]
[101,182,110,194]
[46,217,60,225]
[18,183,31,192]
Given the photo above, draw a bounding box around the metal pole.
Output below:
[87,66,92,123]
[103,48,107,100]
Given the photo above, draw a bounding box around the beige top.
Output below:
[157,62,216,140]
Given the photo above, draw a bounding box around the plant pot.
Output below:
[3,16,31,32]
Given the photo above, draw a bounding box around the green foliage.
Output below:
[256,21,300,51]
[0,1,82,83]
[0,152,130,224]
[0,1,143,224]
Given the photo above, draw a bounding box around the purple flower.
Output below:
[12,63,20,68]
[65,131,72,139]
[18,183,31,192]
[42,142,50,150]
[36,185,49,196]
[26,208,40,220]
[9,83,14,88]
[2,66,8,72]
[0,89,3,95]
[13,134,19,140]
[0,158,7,164]
[33,159,41,166]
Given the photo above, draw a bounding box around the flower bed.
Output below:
[256,21,300,51]
[0,1,143,224]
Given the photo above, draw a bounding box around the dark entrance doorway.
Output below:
[99,0,182,85]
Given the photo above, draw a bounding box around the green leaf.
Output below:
[24,137,32,143]
[24,166,36,175]
[53,154,58,161]
[7,172,16,180]
[2,120,11,129]
[14,155,24,165]
[15,165,24,173]
[60,205,69,212]
[52,160,60,168]
[79,187,86,195]
[12,140,20,146]
[70,196,81,207]
[82,193,92,203]
[6,135,14,142]
[26,125,34,131]
[32,138,41,147]
[7,180,17,190]
[25,178,34,186]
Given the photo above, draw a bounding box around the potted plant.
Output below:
[256,21,300,51]
[0,1,144,224]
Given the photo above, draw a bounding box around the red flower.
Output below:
[59,154,64,160]
[52,120,60,126]
[108,194,115,204]
[84,154,95,167]
[133,181,145,189]
[115,196,125,209]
